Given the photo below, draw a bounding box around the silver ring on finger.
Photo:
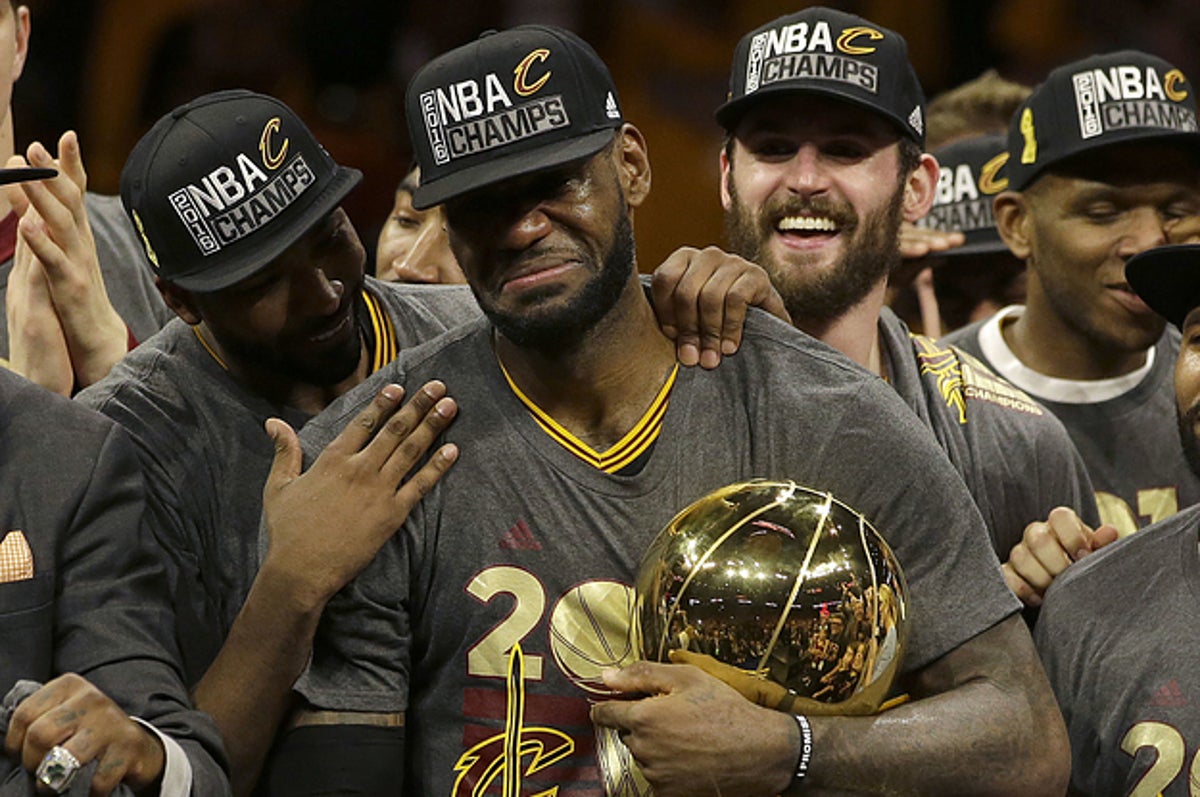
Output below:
[35,744,82,794]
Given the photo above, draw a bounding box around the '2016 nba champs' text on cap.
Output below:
[915,133,1010,257]
[1006,50,1200,190]
[715,6,926,146]
[405,26,623,209]
[120,89,362,292]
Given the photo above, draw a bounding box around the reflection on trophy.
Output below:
[635,480,908,716]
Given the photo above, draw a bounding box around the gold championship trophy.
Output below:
[600,480,909,794]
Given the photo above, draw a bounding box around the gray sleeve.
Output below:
[77,379,225,688]
[828,384,1022,671]
[56,426,230,795]
[289,364,417,711]
[968,402,1101,559]
[292,534,416,713]
[1034,570,1098,795]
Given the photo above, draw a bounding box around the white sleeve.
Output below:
[131,717,193,796]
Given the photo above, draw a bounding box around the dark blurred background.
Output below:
[17,0,1200,272]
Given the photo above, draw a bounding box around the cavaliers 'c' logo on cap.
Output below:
[1166,69,1189,101]
[260,118,289,170]
[979,152,1009,194]
[514,49,551,97]
[836,26,883,56]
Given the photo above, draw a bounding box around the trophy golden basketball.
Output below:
[635,480,908,716]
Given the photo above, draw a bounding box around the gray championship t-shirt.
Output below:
[296,310,1020,796]
[77,279,478,685]
[1036,503,1200,796]
[880,307,1099,559]
[0,194,173,360]
[946,306,1200,534]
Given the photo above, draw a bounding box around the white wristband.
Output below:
[790,713,813,789]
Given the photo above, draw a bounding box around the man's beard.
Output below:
[724,180,905,328]
[215,297,364,387]
[476,211,636,352]
[1177,402,1200,482]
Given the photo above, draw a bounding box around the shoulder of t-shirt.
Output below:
[1044,506,1198,610]
[1159,324,1182,361]
[740,308,872,378]
[365,276,480,333]
[76,319,211,415]
[299,316,490,457]
[939,318,986,354]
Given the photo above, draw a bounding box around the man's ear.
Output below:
[901,152,938,222]
[156,279,202,325]
[10,5,29,86]
[615,124,652,209]
[719,146,734,212]
[993,191,1033,261]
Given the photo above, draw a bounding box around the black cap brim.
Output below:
[0,166,58,185]
[167,166,362,292]
[1014,128,1200,191]
[412,129,615,210]
[1126,243,1200,327]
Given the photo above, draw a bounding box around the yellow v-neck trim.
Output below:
[192,289,399,376]
[362,288,398,374]
[193,325,229,371]
[499,359,678,474]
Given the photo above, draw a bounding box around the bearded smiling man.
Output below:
[703,6,1106,606]
[721,94,915,350]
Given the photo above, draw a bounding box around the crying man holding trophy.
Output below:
[259,18,1069,797]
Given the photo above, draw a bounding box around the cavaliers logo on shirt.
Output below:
[913,336,1043,423]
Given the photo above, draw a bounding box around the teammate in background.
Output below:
[891,133,1028,337]
[0,365,229,795]
[1036,223,1200,795]
[77,89,473,796]
[269,24,1066,796]
[890,71,1032,337]
[77,89,783,795]
[697,6,1100,607]
[926,69,1034,149]
[944,50,1200,541]
[375,163,465,284]
[0,1,171,394]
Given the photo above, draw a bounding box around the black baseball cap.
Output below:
[120,89,362,292]
[716,6,926,146]
[1007,50,1200,191]
[915,133,1010,257]
[406,26,623,209]
[1126,244,1200,327]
